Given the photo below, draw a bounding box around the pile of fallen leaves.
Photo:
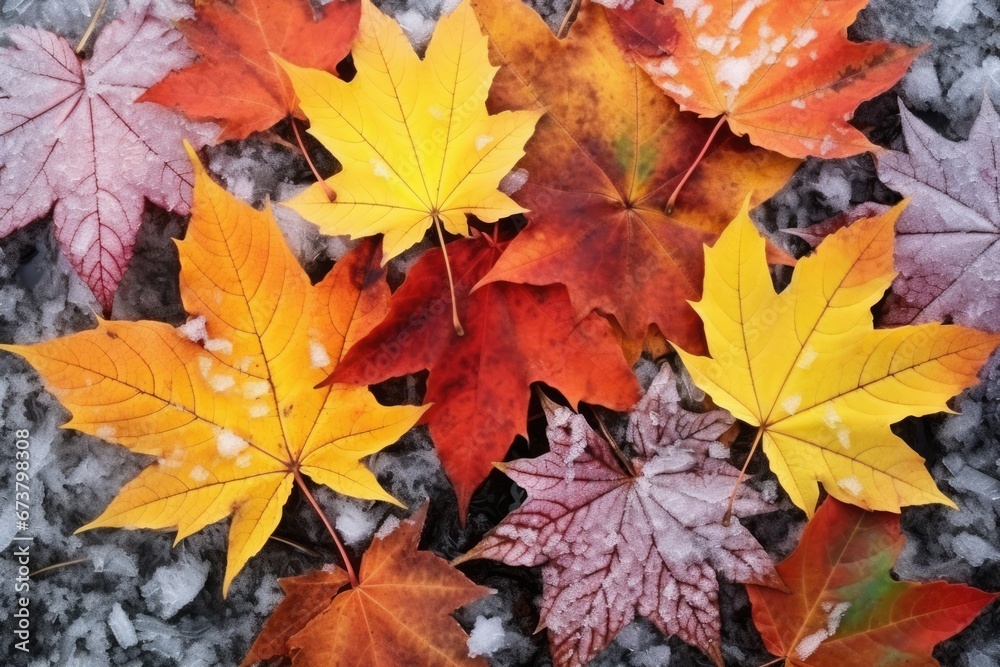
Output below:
[2,0,999,664]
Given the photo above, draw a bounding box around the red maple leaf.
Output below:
[330,235,640,520]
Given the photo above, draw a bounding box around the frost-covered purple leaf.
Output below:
[876,97,1000,331]
[456,365,783,667]
[0,7,215,313]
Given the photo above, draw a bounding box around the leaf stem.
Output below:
[268,534,324,560]
[293,469,358,587]
[292,119,336,202]
[29,557,91,578]
[588,405,636,477]
[665,114,727,215]
[722,425,763,527]
[433,214,464,336]
[75,0,108,54]
[556,0,582,39]
[756,658,785,667]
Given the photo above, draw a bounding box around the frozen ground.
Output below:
[0,0,998,664]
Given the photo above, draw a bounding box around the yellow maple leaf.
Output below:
[0,145,427,593]
[675,201,1000,516]
[277,0,542,260]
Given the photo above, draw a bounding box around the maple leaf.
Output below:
[675,200,1000,516]
[329,235,640,520]
[747,497,997,665]
[0,147,426,593]
[610,0,923,159]
[875,98,1000,332]
[0,7,216,313]
[276,0,541,261]
[471,0,797,351]
[455,364,783,667]
[243,504,490,667]
[140,0,360,142]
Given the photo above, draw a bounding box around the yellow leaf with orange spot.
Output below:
[0,146,426,593]
[675,201,1000,515]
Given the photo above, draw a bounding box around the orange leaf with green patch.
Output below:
[470,0,798,354]
[748,498,997,665]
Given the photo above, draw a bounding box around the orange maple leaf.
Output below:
[0,147,426,593]
[242,504,491,667]
[611,0,923,159]
[141,0,360,141]
[471,0,797,352]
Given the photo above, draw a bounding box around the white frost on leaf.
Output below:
[837,476,863,495]
[216,430,249,458]
[464,365,779,665]
[499,168,528,195]
[0,8,216,311]
[309,340,331,369]
[177,316,208,343]
[795,601,851,660]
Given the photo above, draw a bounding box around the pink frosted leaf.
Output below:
[457,365,782,667]
[875,97,1000,331]
[0,8,216,313]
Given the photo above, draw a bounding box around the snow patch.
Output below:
[95,425,117,442]
[500,168,528,195]
[375,515,401,540]
[176,316,207,343]
[204,338,233,355]
[140,554,211,620]
[696,34,726,55]
[209,374,235,392]
[782,394,802,416]
[108,603,137,649]
[709,441,729,459]
[563,437,588,482]
[672,0,704,19]
[795,601,850,659]
[652,57,680,78]
[467,615,506,658]
[797,344,818,369]
[248,403,269,418]
[729,0,766,30]
[791,27,818,49]
[309,340,331,369]
[243,379,270,399]
[370,158,392,179]
[217,430,249,458]
[837,476,863,495]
